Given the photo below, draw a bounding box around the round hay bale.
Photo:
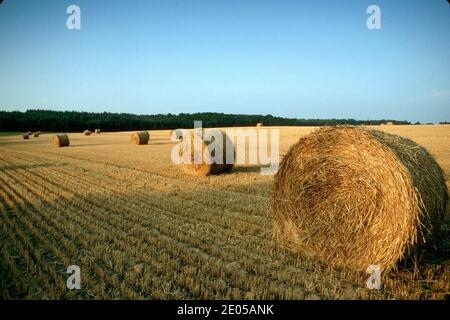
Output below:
[386,121,394,126]
[33,132,40,137]
[272,126,448,271]
[22,134,29,140]
[95,129,101,134]
[170,129,184,140]
[179,130,234,176]
[52,134,70,147]
[256,123,263,127]
[83,130,92,136]
[131,131,150,145]
[26,131,32,136]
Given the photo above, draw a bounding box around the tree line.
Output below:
[0,109,410,132]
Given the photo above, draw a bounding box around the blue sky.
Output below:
[0,0,449,122]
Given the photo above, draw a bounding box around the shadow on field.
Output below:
[397,205,450,269]
[151,137,171,141]
[68,143,121,148]
[233,165,265,173]
[0,140,50,146]
[149,141,177,146]
[0,162,69,171]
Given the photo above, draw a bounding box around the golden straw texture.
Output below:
[272,126,448,271]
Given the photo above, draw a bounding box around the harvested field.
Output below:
[0,125,449,300]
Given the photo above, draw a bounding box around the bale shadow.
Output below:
[151,138,172,141]
[149,141,177,146]
[397,205,450,269]
[68,143,120,148]
[233,165,264,173]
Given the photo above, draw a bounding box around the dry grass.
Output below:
[0,126,448,300]
[272,126,448,272]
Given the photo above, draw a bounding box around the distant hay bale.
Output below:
[272,126,448,271]
[22,134,29,140]
[52,134,70,147]
[131,131,150,145]
[26,131,32,136]
[178,130,234,176]
[95,129,101,134]
[386,121,394,125]
[256,123,263,127]
[170,129,184,140]
[37,131,42,135]
[83,130,92,136]
[33,132,40,137]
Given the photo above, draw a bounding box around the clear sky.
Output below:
[0,0,449,122]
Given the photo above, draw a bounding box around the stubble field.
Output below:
[0,125,449,300]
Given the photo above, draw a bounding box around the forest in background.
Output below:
[0,109,411,132]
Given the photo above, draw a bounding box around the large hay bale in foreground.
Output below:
[272,126,448,271]
[52,134,70,147]
[179,130,234,176]
[83,130,92,136]
[22,134,29,140]
[131,131,150,145]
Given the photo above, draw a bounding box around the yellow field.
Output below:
[0,125,449,299]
